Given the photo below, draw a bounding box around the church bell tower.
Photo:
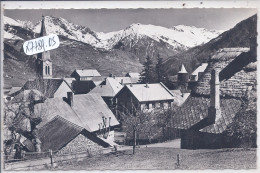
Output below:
[36,16,52,79]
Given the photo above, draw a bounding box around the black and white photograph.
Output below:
[1,1,258,171]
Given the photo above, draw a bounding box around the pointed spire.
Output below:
[37,15,51,62]
[40,15,47,37]
[178,64,187,73]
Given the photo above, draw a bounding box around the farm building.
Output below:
[172,47,257,149]
[114,82,175,116]
[71,69,101,81]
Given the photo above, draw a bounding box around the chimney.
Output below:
[208,69,221,122]
[121,79,124,84]
[145,83,149,88]
[67,92,74,107]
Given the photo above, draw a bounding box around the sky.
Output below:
[4,8,257,32]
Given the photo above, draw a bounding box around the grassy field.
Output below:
[55,147,256,170]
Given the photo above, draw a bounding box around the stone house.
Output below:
[172,47,256,149]
[23,115,109,155]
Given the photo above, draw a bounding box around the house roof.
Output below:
[126,72,140,78]
[191,63,208,76]
[21,78,72,98]
[72,94,120,132]
[123,82,174,102]
[172,95,242,134]
[178,64,188,74]
[63,78,75,87]
[89,77,123,97]
[38,115,83,152]
[34,97,85,129]
[193,47,255,97]
[74,69,101,77]
[34,94,119,132]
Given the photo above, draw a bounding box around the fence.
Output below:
[3,147,115,170]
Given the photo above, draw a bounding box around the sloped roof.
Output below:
[22,78,71,98]
[172,96,242,134]
[191,63,208,76]
[89,77,123,97]
[72,94,120,132]
[124,83,174,102]
[178,64,188,73]
[193,47,256,97]
[38,115,83,152]
[34,97,85,129]
[126,72,140,78]
[63,78,75,87]
[74,69,101,77]
[35,94,119,132]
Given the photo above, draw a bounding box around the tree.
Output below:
[139,55,155,84]
[155,53,167,83]
[118,106,157,154]
[3,77,55,157]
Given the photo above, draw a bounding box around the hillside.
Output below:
[163,14,257,75]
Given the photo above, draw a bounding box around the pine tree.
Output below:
[139,55,155,83]
[155,53,166,83]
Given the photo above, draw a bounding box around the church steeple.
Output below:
[36,16,52,79]
[40,15,47,37]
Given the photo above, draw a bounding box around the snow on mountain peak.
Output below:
[4,15,223,51]
[4,16,23,27]
[33,16,100,45]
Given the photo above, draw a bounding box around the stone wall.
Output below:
[56,134,103,156]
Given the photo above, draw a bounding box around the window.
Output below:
[146,103,149,109]
[45,66,48,75]
[160,102,163,108]
[152,103,155,108]
[47,66,50,75]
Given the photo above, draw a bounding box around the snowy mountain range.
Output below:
[4,16,223,51]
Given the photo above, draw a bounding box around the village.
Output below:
[3,14,257,170]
